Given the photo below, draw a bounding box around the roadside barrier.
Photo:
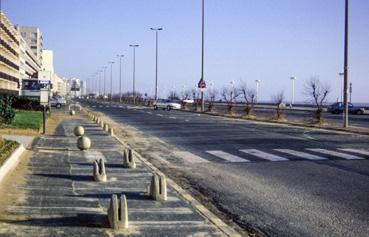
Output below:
[108,193,128,229]
[77,136,91,151]
[70,110,75,116]
[100,120,104,128]
[148,173,167,201]
[104,123,109,132]
[123,148,136,169]
[74,126,85,136]
[93,159,107,182]
[109,127,114,136]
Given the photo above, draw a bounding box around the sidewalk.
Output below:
[0,134,34,148]
[0,118,228,236]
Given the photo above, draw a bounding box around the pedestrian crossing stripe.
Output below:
[275,149,327,160]
[338,148,369,156]
[240,149,289,161]
[206,150,249,162]
[173,151,209,163]
[306,148,365,160]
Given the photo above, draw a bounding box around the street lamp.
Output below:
[102,66,107,97]
[116,54,124,102]
[98,70,102,97]
[290,76,296,107]
[339,72,344,102]
[255,80,261,103]
[108,61,114,100]
[200,0,205,112]
[150,27,163,101]
[129,44,139,103]
[343,0,349,128]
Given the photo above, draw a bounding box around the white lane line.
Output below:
[92,105,96,108]
[206,150,249,162]
[307,149,365,160]
[173,151,209,163]
[240,149,289,161]
[105,106,110,108]
[338,148,369,156]
[146,111,152,114]
[119,106,123,108]
[157,114,164,117]
[99,105,103,108]
[185,119,190,122]
[169,116,176,119]
[275,149,327,160]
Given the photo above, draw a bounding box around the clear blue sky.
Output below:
[3,0,369,102]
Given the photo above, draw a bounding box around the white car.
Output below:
[153,100,181,110]
[50,96,66,108]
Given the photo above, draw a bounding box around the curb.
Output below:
[0,144,26,184]
[84,108,242,237]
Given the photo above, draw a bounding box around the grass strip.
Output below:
[0,140,19,166]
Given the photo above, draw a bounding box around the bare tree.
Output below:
[206,88,218,112]
[239,82,256,116]
[221,86,240,114]
[305,77,330,123]
[272,91,286,120]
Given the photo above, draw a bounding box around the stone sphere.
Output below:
[70,110,75,116]
[74,126,85,136]
[77,136,91,150]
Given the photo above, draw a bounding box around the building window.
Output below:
[31,46,37,49]
[32,32,37,38]
[31,39,37,44]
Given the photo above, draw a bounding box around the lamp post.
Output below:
[117,54,124,102]
[339,72,344,102]
[108,61,114,100]
[200,0,205,112]
[150,27,163,101]
[343,0,349,128]
[255,80,261,103]
[98,70,102,97]
[290,76,296,107]
[129,44,139,103]
[102,66,107,97]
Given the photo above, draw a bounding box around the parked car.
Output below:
[50,96,67,109]
[327,102,365,115]
[153,100,181,110]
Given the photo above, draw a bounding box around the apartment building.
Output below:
[17,26,43,64]
[18,35,41,80]
[0,11,20,94]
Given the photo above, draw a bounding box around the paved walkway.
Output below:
[1,134,34,148]
[0,119,224,236]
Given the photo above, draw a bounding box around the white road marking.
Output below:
[307,149,365,160]
[240,149,289,161]
[157,114,164,117]
[173,151,209,163]
[146,111,152,114]
[338,148,369,156]
[92,105,96,108]
[275,149,327,160]
[206,150,249,162]
[169,116,176,119]
[119,106,123,108]
[185,119,190,122]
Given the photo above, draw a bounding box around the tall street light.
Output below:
[108,61,114,100]
[150,27,163,101]
[343,0,349,128]
[290,76,296,107]
[102,66,107,97]
[117,54,124,102]
[98,70,102,97]
[129,44,139,103]
[255,80,261,103]
[339,72,344,102]
[200,0,205,112]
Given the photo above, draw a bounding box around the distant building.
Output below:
[0,11,20,94]
[42,49,54,73]
[18,35,41,80]
[65,77,87,97]
[17,26,43,64]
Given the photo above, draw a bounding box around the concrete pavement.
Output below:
[0,117,231,236]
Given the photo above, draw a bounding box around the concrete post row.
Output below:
[109,127,114,136]
[93,159,107,182]
[123,148,136,169]
[108,193,128,229]
[104,123,109,132]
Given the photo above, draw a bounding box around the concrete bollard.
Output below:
[74,126,85,136]
[77,136,91,150]
[109,127,114,136]
[104,123,109,132]
[100,120,104,128]
[70,110,75,116]
[147,173,167,201]
[123,148,136,169]
[93,159,107,182]
[108,194,128,230]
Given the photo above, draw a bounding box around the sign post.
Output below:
[40,89,49,134]
[198,79,206,112]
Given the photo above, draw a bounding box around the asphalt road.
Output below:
[79,99,369,237]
